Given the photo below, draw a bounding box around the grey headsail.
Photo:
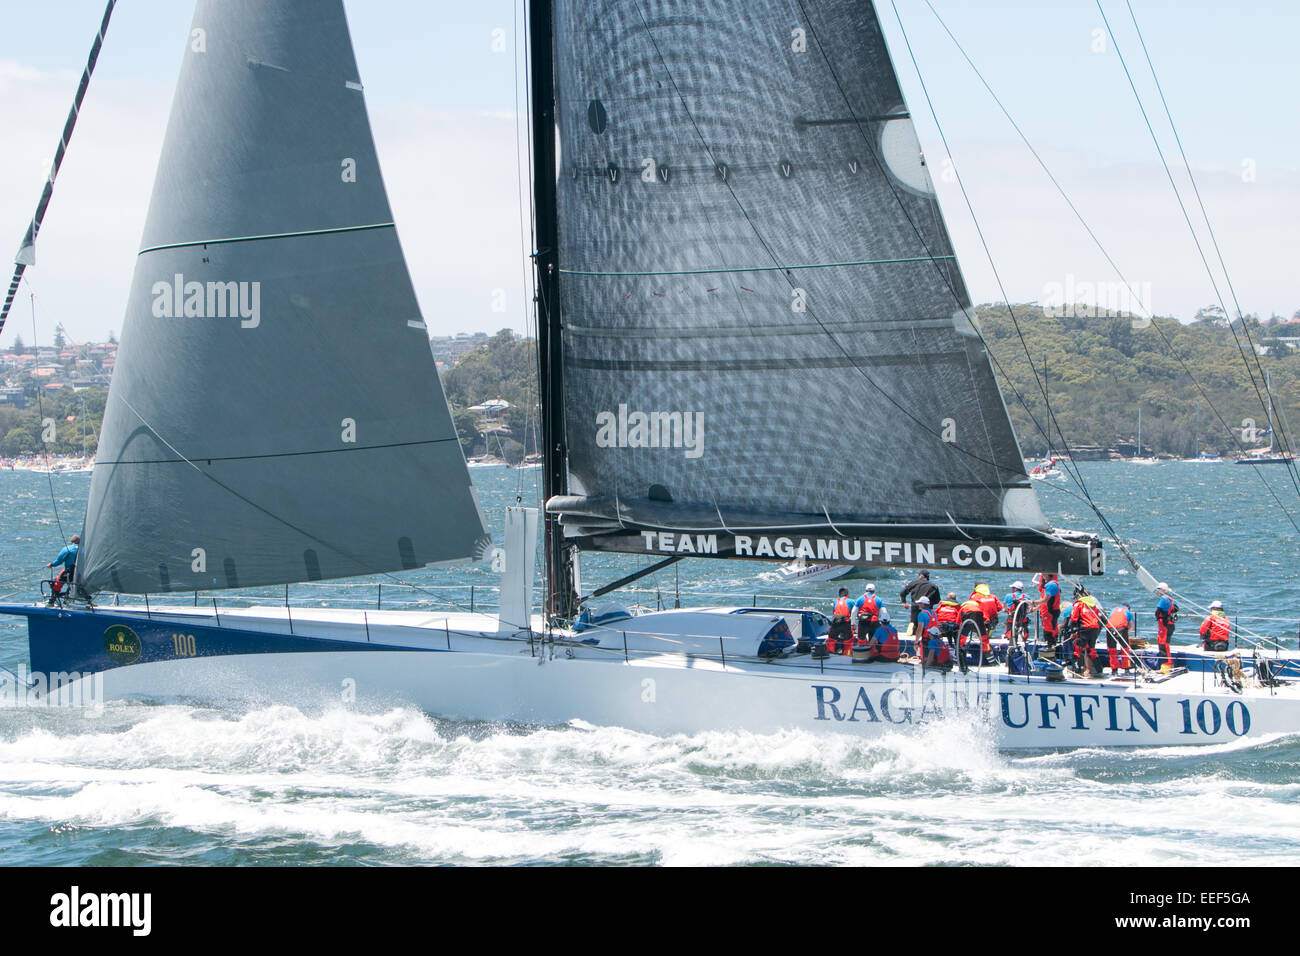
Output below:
[541,0,1099,576]
[77,0,489,595]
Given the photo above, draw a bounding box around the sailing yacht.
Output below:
[3,0,1298,748]
[1128,407,1161,464]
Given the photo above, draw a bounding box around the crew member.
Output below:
[857,584,883,644]
[1068,586,1104,677]
[959,590,984,664]
[923,625,953,671]
[1199,601,1231,652]
[1105,603,1134,673]
[829,587,854,655]
[874,610,901,662]
[934,591,962,640]
[45,534,79,605]
[1154,583,1178,671]
[900,571,940,634]
[974,583,1003,661]
[1003,581,1031,644]
[912,596,935,657]
[1035,572,1062,656]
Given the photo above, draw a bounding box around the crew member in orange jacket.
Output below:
[971,583,1003,661]
[1068,587,1104,677]
[1105,604,1134,673]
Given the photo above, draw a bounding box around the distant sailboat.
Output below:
[1129,406,1161,464]
[5,0,1299,748]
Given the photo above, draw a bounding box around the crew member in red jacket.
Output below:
[1069,587,1104,678]
[1105,604,1134,673]
[1199,601,1231,652]
[1035,572,1062,657]
[1154,583,1178,671]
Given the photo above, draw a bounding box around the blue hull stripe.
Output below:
[0,605,433,677]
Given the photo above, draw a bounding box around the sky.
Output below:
[0,0,1296,348]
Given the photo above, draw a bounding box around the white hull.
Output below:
[28,604,1299,749]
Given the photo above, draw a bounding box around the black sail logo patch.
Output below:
[104,625,142,664]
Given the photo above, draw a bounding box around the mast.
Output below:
[1267,370,1274,454]
[529,0,577,621]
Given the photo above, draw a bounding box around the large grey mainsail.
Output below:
[543,0,1096,573]
[77,0,488,594]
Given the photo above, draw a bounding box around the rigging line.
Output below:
[1122,0,1300,477]
[916,0,1300,539]
[1097,3,1300,515]
[27,288,68,545]
[1095,4,1284,459]
[920,0,1279,471]
[1148,584,1284,649]
[888,1,1133,557]
[630,2,1018,505]
[0,0,117,337]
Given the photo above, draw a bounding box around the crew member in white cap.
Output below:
[857,583,882,643]
[1003,581,1030,644]
[912,596,935,656]
[1199,600,1231,652]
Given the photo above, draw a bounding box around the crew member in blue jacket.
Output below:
[46,534,79,603]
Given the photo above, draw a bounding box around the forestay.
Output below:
[78,0,488,594]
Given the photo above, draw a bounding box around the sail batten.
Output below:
[77,0,489,595]
[543,0,1097,571]
[137,221,396,256]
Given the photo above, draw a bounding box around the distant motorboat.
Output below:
[1027,456,1064,480]
[1235,452,1297,465]
[761,561,892,585]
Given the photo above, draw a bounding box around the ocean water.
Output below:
[1,461,1299,866]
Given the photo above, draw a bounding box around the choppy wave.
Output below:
[0,699,1294,865]
[2,465,1300,865]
